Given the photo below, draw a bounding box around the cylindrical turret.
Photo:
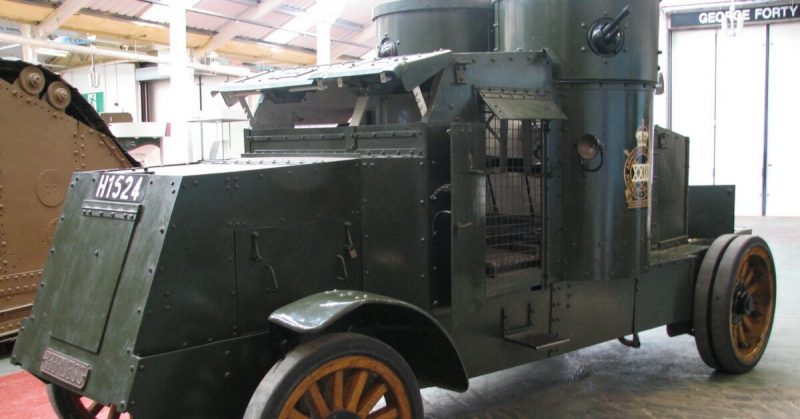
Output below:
[373,0,493,56]
[496,0,658,82]
[496,0,660,281]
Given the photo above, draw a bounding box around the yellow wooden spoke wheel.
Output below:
[695,235,777,373]
[47,384,130,419]
[244,333,422,419]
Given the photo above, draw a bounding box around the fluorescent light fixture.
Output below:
[37,47,69,58]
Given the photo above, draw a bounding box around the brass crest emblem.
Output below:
[624,121,650,209]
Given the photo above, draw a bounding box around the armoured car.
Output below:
[13,1,776,418]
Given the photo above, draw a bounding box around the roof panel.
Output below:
[88,0,151,18]
[283,0,317,9]
[287,35,316,50]
[236,23,274,40]
[186,11,229,32]
[340,0,383,25]
[215,50,452,103]
[193,0,251,16]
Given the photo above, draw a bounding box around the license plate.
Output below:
[40,348,91,390]
[93,173,147,203]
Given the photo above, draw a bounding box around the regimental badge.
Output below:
[624,120,650,209]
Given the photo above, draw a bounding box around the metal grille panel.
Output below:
[484,111,543,277]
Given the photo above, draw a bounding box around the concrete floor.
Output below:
[1,216,797,418]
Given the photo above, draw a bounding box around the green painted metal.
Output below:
[651,126,690,249]
[552,85,652,281]
[268,290,427,332]
[479,89,567,121]
[374,0,493,55]
[215,50,453,106]
[269,290,469,391]
[689,185,737,239]
[496,0,660,82]
[448,123,487,325]
[49,201,138,353]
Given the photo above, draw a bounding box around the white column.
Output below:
[20,25,36,63]
[164,0,195,164]
[316,20,332,65]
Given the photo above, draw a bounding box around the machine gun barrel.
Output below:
[602,5,631,42]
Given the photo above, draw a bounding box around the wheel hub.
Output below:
[733,286,755,317]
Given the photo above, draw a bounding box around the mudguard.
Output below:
[269,290,469,392]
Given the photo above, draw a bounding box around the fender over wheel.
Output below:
[47,384,129,419]
[244,333,423,419]
[693,235,777,373]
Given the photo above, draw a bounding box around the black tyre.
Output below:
[693,234,738,369]
[244,333,423,419]
[708,235,776,373]
[47,384,126,419]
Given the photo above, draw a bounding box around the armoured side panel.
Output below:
[374,0,493,56]
[361,156,431,310]
[498,1,659,282]
[496,0,659,82]
[554,85,652,281]
[688,185,736,239]
[449,123,487,325]
[651,127,689,249]
[13,171,177,408]
[636,247,700,332]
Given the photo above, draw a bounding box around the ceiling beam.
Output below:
[34,0,91,37]
[331,25,375,60]
[0,31,251,76]
[276,5,363,32]
[195,0,283,58]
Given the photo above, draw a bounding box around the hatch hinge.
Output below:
[81,200,141,221]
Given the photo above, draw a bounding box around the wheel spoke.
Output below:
[742,316,753,331]
[287,409,310,419]
[732,323,742,346]
[87,402,103,415]
[345,370,369,411]
[747,281,762,295]
[357,383,389,416]
[332,370,345,410]
[368,406,399,419]
[741,268,755,287]
[306,382,330,417]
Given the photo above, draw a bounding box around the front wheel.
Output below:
[694,234,777,373]
[244,333,423,419]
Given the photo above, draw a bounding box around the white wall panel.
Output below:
[766,23,800,216]
[62,63,139,121]
[671,29,716,185]
[713,26,766,216]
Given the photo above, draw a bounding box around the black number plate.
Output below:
[40,348,91,390]
[93,173,147,202]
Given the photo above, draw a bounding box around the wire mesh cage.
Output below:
[484,109,543,277]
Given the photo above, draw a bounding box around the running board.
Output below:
[503,329,570,351]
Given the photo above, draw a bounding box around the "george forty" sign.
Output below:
[671,3,800,28]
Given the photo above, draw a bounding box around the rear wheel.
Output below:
[47,384,127,419]
[244,333,422,419]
